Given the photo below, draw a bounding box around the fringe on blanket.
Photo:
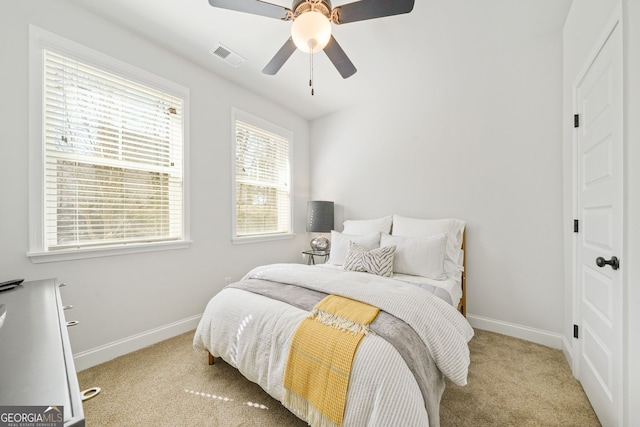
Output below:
[310,308,373,336]
[283,389,341,427]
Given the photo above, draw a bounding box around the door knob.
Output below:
[596,256,619,270]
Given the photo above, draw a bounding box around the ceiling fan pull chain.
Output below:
[309,50,315,96]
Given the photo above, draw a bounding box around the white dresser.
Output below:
[0,279,85,426]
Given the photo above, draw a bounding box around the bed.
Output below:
[193,215,473,427]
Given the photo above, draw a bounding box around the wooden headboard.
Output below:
[457,230,466,317]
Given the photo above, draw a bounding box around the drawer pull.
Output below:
[63,305,73,310]
[66,320,79,327]
[81,387,101,401]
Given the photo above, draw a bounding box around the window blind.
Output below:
[43,50,184,250]
[235,119,291,238]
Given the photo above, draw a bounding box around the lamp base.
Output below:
[310,235,330,251]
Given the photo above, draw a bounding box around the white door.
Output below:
[574,20,623,427]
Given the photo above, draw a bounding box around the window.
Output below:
[232,109,292,242]
[29,27,189,262]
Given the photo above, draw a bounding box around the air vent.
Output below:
[210,43,246,68]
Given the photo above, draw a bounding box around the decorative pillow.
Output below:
[326,231,381,266]
[380,233,447,280]
[342,215,393,235]
[344,242,396,277]
[391,215,466,279]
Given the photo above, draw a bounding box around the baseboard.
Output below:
[74,313,570,372]
[562,335,576,374]
[466,313,565,350]
[73,314,202,372]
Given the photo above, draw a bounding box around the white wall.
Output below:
[563,1,640,425]
[0,0,310,369]
[310,30,566,340]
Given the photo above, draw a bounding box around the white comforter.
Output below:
[193,264,473,427]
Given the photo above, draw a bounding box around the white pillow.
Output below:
[342,215,392,235]
[391,215,466,279]
[326,231,381,265]
[380,233,447,280]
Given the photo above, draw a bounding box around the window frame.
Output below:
[28,26,191,263]
[231,108,294,244]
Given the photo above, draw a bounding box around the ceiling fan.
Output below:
[207,0,415,80]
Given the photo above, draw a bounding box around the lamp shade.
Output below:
[291,11,332,53]
[306,201,334,233]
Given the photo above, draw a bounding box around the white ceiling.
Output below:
[69,0,573,120]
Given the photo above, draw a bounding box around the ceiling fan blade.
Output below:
[208,0,292,20]
[323,36,357,79]
[333,0,414,24]
[263,37,297,75]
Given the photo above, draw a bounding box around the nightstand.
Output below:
[303,250,330,265]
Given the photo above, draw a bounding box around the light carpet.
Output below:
[77,329,600,426]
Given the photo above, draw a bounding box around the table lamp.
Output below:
[306,201,334,251]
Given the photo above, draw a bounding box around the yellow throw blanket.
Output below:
[283,295,380,427]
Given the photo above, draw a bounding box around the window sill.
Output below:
[27,240,193,264]
[232,233,295,245]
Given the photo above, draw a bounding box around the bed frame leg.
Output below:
[208,352,215,365]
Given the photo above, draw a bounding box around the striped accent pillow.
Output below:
[344,242,396,277]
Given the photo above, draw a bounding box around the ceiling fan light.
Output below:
[291,11,331,53]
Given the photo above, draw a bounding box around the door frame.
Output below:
[571,4,624,425]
